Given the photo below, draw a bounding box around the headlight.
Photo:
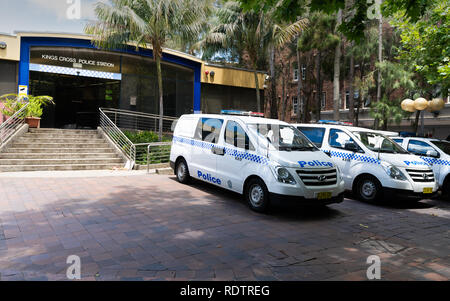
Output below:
[276,167,296,185]
[384,165,407,181]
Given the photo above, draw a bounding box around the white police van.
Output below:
[392,136,450,198]
[170,111,345,212]
[294,122,438,202]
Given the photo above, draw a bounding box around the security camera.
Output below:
[0,42,7,49]
[265,75,270,81]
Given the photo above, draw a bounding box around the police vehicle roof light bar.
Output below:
[221,110,264,117]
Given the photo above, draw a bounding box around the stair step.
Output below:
[0,164,124,172]
[4,148,117,154]
[22,133,101,139]
[0,128,126,172]
[0,153,118,159]
[0,158,123,165]
[16,138,107,144]
[11,143,110,149]
[28,129,98,134]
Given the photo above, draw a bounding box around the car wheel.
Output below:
[356,175,381,202]
[245,178,270,213]
[442,177,450,200]
[176,159,190,184]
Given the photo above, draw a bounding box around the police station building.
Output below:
[0,32,265,128]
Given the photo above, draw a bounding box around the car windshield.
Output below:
[248,123,317,151]
[352,131,408,154]
[432,141,450,155]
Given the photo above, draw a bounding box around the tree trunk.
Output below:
[315,51,322,122]
[333,9,342,121]
[348,42,355,124]
[269,46,278,119]
[281,69,286,121]
[155,54,164,141]
[296,43,302,123]
[254,67,261,112]
[374,15,383,129]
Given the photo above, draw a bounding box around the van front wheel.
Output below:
[176,159,191,184]
[245,178,270,213]
[356,175,381,202]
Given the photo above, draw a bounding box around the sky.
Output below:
[0,0,104,35]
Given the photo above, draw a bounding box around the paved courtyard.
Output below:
[0,171,449,281]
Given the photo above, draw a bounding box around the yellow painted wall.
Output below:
[201,64,266,90]
[0,35,20,61]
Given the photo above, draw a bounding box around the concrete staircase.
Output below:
[0,128,125,172]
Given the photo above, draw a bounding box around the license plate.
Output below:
[423,187,433,194]
[317,192,332,200]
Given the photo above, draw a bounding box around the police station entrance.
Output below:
[29,71,120,129]
[28,46,122,129]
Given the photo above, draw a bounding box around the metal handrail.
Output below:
[99,107,136,169]
[101,107,178,121]
[100,107,178,134]
[0,102,29,148]
[146,142,172,173]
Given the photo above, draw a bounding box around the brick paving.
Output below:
[0,172,449,281]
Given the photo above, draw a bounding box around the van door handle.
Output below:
[211,146,225,156]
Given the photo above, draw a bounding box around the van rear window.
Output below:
[297,127,326,147]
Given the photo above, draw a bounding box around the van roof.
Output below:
[293,123,399,136]
[180,114,291,125]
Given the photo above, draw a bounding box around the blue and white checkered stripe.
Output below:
[173,136,269,165]
[323,149,381,165]
[421,157,450,166]
[30,63,122,80]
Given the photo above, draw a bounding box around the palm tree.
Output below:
[86,0,205,141]
[201,1,268,112]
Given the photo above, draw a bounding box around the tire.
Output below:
[355,175,382,202]
[175,159,191,184]
[245,178,270,213]
[441,177,450,200]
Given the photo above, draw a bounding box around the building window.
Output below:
[292,96,299,115]
[293,68,299,82]
[321,92,326,109]
[301,65,306,81]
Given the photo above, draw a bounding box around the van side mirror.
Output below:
[426,149,439,158]
[344,142,358,152]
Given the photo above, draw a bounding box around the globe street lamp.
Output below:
[401,97,445,136]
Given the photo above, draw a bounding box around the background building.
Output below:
[0,32,265,128]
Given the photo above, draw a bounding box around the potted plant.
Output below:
[0,94,54,128]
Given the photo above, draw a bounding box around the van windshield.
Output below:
[433,140,450,155]
[248,124,317,151]
[352,131,408,154]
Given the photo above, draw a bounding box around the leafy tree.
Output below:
[391,0,449,96]
[297,12,340,121]
[240,0,437,40]
[200,1,269,112]
[201,1,307,113]
[86,0,205,141]
[369,61,415,129]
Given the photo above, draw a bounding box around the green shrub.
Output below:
[123,130,159,143]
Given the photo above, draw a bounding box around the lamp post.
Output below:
[401,97,445,136]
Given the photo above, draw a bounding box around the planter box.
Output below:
[25,117,41,128]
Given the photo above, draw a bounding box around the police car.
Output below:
[392,136,450,198]
[170,111,345,212]
[294,122,438,202]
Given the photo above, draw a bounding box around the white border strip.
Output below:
[29,63,122,80]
